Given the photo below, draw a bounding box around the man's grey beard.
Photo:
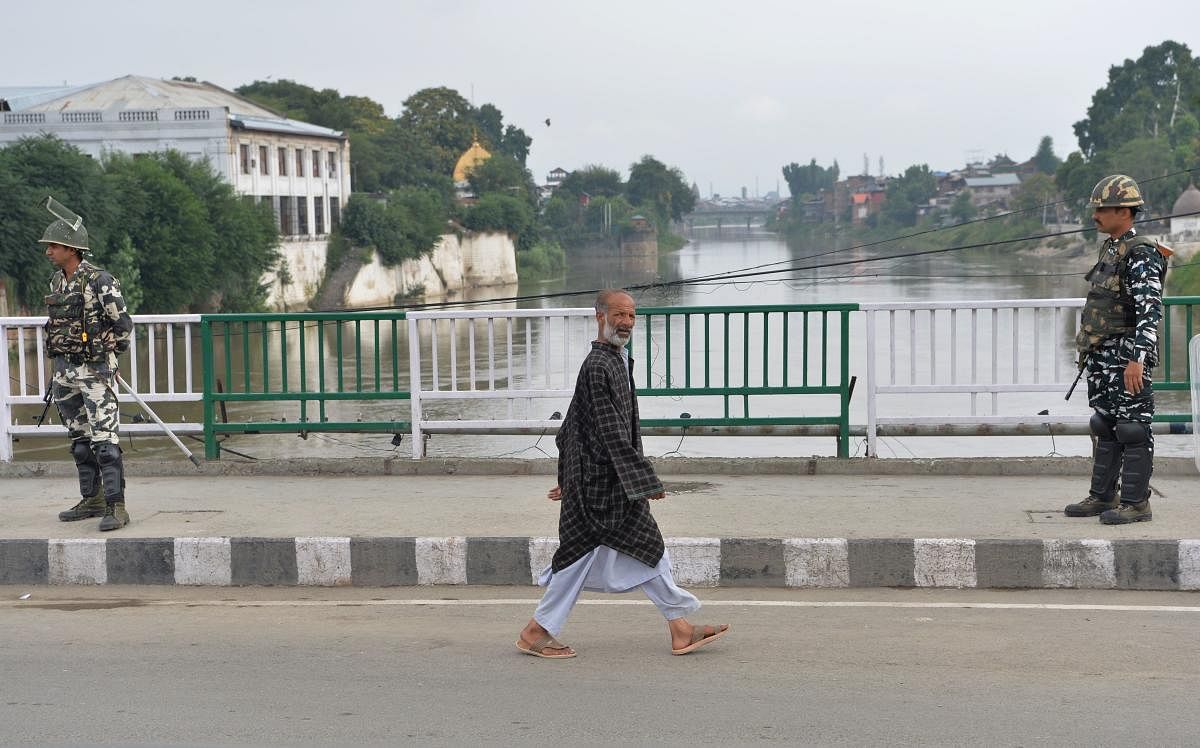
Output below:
[603,321,631,346]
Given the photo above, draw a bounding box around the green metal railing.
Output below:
[632,304,859,457]
[200,312,409,460]
[1154,295,1200,425]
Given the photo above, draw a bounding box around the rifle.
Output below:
[1065,353,1088,401]
[36,385,53,427]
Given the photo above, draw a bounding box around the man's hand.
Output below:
[1124,360,1145,394]
[648,491,665,500]
[548,485,562,501]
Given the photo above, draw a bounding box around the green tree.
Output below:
[949,190,976,223]
[467,154,537,207]
[556,165,624,199]
[626,155,696,222]
[1010,172,1058,217]
[881,164,937,227]
[1073,41,1200,157]
[0,136,116,310]
[341,189,447,267]
[1031,136,1061,174]
[782,159,839,199]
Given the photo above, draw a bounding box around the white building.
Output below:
[963,173,1021,209]
[0,75,350,241]
[1170,183,1200,239]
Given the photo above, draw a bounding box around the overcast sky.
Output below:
[4,1,1197,197]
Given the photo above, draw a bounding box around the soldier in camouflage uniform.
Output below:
[40,199,134,531]
[1065,175,1171,525]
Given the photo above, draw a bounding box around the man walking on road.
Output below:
[515,289,729,658]
[1065,175,1170,525]
[41,197,134,531]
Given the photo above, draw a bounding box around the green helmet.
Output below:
[37,195,89,252]
[39,218,90,252]
[1088,174,1144,209]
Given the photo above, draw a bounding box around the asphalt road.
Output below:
[3,586,1199,745]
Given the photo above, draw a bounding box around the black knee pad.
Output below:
[1115,422,1151,447]
[93,443,125,500]
[1090,412,1117,441]
[71,439,96,465]
[70,440,101,497]
[94,442,123,465]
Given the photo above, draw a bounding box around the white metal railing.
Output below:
[1192,334,1200,473]
[406,308,597,457]
[1,315,203,461]
[862,299,1089,456]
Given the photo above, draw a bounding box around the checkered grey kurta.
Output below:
[552,342,665,572]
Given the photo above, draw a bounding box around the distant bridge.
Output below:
[683,205,777,233]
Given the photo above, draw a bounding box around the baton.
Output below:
[115,374,202,467]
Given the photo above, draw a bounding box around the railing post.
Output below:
[408,316,424,459]
[839,309,851,458]
[0,322,13,462]
[200,317,217,460]
[864,308,878,458]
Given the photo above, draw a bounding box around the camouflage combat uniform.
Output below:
[1079,228,1165,424]
[1069,228,1167,522]
[45,260,133,521]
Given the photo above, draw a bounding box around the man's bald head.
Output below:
[595,289,633,314]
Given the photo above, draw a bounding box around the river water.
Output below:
[12,228,1197,462]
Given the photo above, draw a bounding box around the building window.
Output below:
[259,145,269,175]
[297,196,309,235]
[327,151,337,177]
[279,196,295,235]
[239,144,250,174]
[312,150,321,178]
[314,197,325,235]
[278,147,287,177]
[329,197,340,230]
[296,149,305,177]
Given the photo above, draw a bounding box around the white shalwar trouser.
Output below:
[533,546,700,637]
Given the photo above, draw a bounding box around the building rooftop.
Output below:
[964,173,1021,188]
[1,75,344,139]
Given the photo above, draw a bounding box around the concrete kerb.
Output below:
[4,536,1200,591]
[1,456,1196,479]
[2,457,1198,591]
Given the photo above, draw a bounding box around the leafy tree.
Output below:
[1031,136,1061,174]
[881,164,937,227]
[556,165,624,199]
[626,155,695,222]
[0,136,115,310]
[949,190,976,223]
[1010,172,1058,217]
[1073,41,1200,157]
[398,87,475,165]
[459,193,535,248]
[340,189,447,266]
[467,153,537,207]
[783,159,839,199]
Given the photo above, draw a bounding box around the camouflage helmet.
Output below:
[1088,174,1144,209]
[38,218,90,252]
[37,195,89,252]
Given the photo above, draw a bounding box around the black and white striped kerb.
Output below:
[1,537,1198,590]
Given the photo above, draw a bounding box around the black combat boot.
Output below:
[94,442,130,531]
[1065,413,1121,517]
[59,439,106,521]
[1100,422,1153,525]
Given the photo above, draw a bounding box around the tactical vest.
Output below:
[44,267,103,360]
[1075,237,1167,357]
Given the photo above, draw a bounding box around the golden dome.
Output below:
[453,138,492,182]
